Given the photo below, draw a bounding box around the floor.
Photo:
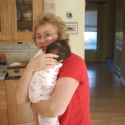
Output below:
[86,62,125,125]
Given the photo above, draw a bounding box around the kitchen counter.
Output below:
[0,61,28,80]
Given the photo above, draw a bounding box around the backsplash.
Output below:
[44,0,55,14]
[0,0,55,64]
[0,42,38,64]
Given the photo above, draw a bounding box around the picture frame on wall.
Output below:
[66,22,78,34]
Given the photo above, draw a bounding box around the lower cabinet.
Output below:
[4,79,37,125]
[0,80,8,125]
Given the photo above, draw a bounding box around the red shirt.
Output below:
[58,53,92,125]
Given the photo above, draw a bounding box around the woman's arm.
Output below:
[16,53,59,104]
[30,77,79,117]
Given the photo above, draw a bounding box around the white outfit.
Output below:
[29,50,61,125]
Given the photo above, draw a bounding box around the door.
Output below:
[84,10,98,62]
[16,0,44,42]
[114,0,124,76]
[121,11,125,80]
[0,0,9,40]
[0,0,44,42]
[0,0,16,41]
[85,2,105,62]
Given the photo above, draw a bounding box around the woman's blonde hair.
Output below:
[32,13,70,43]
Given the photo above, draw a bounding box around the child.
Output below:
[29,39,71,125]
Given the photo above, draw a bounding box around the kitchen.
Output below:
[0,0,85,124]
[0,0,125,125]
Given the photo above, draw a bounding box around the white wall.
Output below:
[55,0,85,59]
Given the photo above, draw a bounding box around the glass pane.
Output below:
[85,11,97,27]
[84,32,97,50]
[16,1,33,32]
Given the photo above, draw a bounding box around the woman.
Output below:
[16,12,92,125]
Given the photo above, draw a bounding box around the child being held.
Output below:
[29,40,71,125]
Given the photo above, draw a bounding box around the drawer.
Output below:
[8,68,25,77]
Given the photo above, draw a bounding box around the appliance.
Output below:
[0,65,7,80]
[7,61,28,77]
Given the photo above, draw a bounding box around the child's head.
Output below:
[46,39,71,61]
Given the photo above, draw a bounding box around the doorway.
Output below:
[84,10,97,51]
[84,3,104,62]
[85,5,98,62]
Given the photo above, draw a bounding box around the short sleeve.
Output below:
[58,53,88,83]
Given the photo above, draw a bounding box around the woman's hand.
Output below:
[27,53,59,72]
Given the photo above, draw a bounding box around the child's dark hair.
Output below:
[46,39,71,61]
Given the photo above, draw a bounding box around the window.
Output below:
[84,11,97,50]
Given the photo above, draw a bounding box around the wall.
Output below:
[0,42,38,63]
[0,0,85,64]
[102,0,115,60]
[55,0,85,58]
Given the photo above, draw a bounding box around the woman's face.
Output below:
[35,23,58,52]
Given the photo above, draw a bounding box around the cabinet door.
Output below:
[0,0,43,42]
[114,0,124,76]
[8,0,17,40]
[0,0,16,41]
[5,80,37,125]
[0,80,8,125]
[0,0,9,40]
[121,12,125,81]
[16,0,44,42]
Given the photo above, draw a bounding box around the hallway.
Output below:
[87,62,125,125]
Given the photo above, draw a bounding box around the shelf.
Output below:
[16,3,32,5]
[17,19,32,21]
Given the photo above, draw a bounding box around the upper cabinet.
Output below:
[0,0,44,42]
[0,0,16,41]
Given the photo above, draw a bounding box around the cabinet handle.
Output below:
[11,23,14,35]
[14,69,20,73]
[3,22,6,35]
[1,12,6,35]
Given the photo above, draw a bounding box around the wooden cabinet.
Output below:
[114,0,125,83]
[121,8,125,82]
[0,0,44,42]
[5,79,37,125]
[0,0,16,41]
[0,80,8,125]
[114,0,124,76]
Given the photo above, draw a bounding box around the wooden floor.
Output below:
[87,62,125,125]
